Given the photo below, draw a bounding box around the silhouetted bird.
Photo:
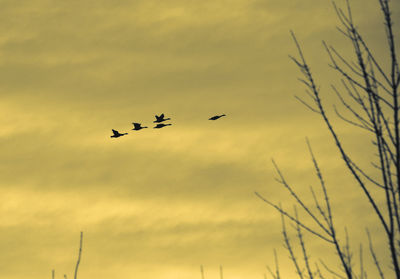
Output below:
[132,122,148,130]
[209,114,226,120]
[154,123,172,129]
[153,113,171,123]
[111,129,128,138]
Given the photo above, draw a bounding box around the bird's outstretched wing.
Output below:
[112,129,119,136]
[209,114,226,120]
[160,113,164,119]
[133,123,140,129]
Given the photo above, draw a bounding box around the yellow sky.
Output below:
[0,0,398,278]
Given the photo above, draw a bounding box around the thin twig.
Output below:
[74,232,83,279]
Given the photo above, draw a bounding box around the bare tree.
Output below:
[256,0,399,278]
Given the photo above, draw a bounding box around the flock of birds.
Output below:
[110,113,226,138]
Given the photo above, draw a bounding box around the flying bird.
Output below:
[209,114,226,120]
[132,122,148,130]
[154,123,172,129]
[110,129,128,138]
[153,113,171,123]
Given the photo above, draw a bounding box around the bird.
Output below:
[132,122,148,130]
[110,129,128,138]
[209,114,226,120]
[154,123,172,129]
[153,113,171,123]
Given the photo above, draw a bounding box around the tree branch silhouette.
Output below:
[258,0,400,277]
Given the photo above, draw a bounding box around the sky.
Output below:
[0,0,399,278]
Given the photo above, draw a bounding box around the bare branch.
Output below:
[319,259,346,279]
[267,250,281,279]
[272,159,333,235]
[281,213,304,279]
[367,229,385,279]
[255,191,333,243]
[294,208,315,279]
[74,232,83,279]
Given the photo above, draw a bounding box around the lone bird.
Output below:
[153,113,171,123]
[111,129,128,138]
[209,114,226,120]
[154,123,172,129]
[132,122,148,130]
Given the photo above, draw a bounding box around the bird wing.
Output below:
[160,113,165,119]
[133,123,140,129]
[112,129,119,135]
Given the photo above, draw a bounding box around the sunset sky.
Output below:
[0,0,399,278]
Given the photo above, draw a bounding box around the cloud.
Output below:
[0,0,394,278]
